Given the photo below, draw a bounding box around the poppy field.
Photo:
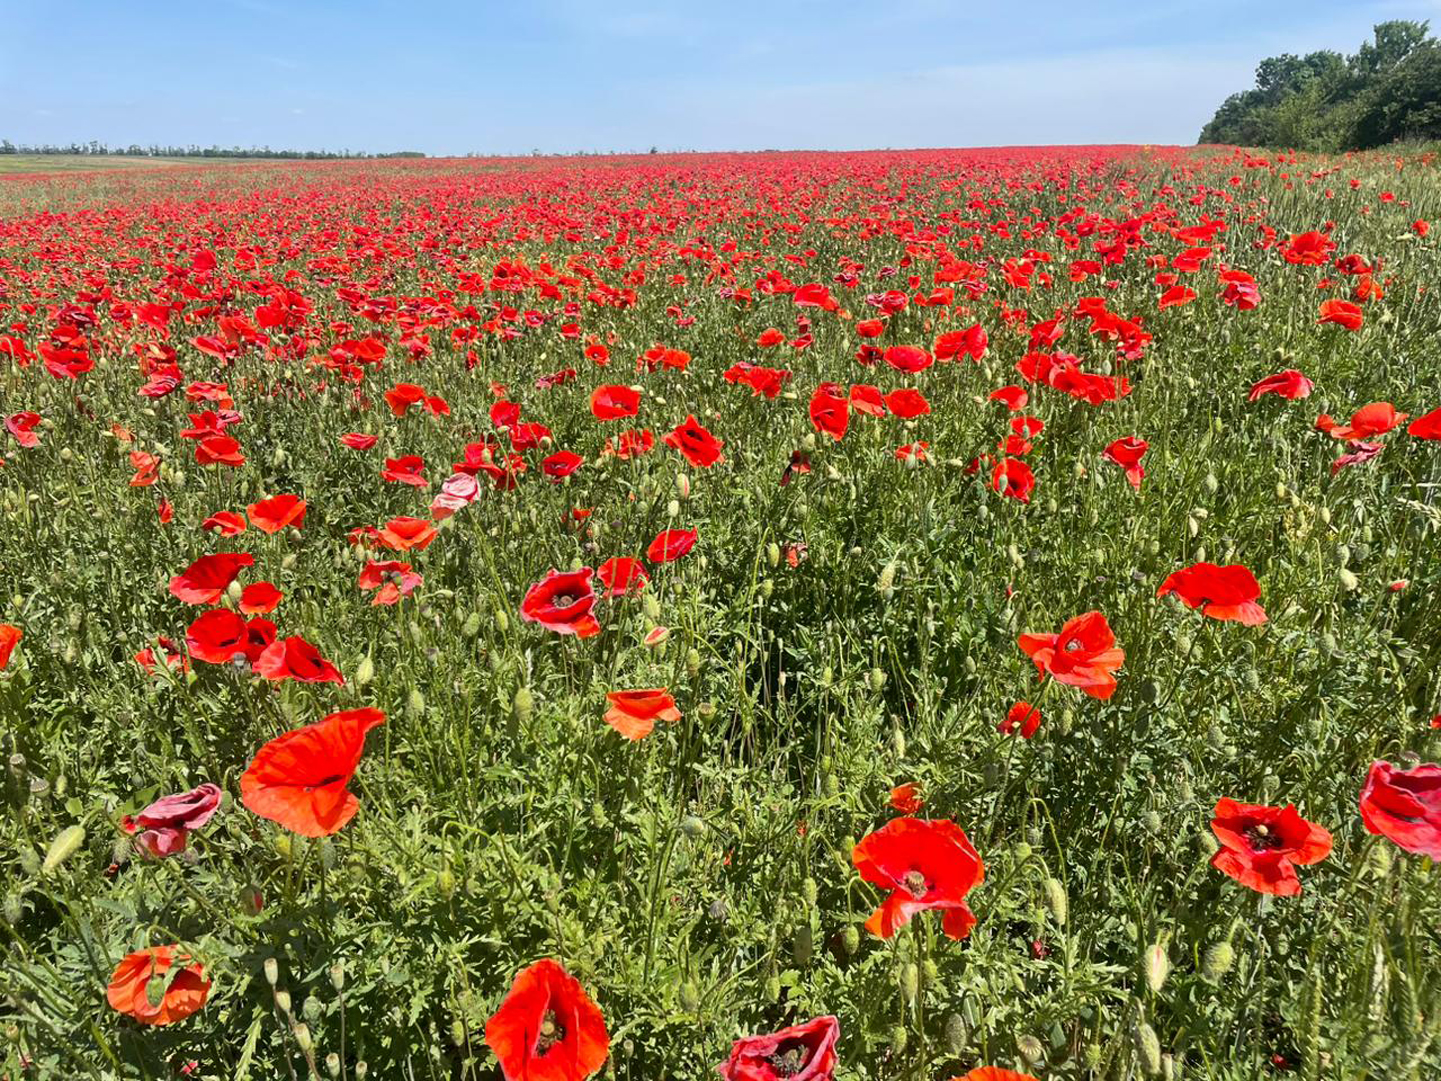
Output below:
[2,145,1441,1080]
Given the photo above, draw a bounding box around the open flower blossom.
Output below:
[1209,798,1332,896]
[1102,436,1148,489]
[1248,369,1313,402]
[521,567,601,638]
[1359,760,1441,860]
[122,783,223,859]
[240,707,385,836]
[168,553,254,605]
[1316,401,1408,441]
[718,1015,840,1081]
[1157,562,1267,625]
[247,493,306,534]
[602,688,679,740]
[0,624,20,671]
[852,817,985,940]
[485,958,609,1081]
[107,947,211,1026]
[1017,611,1124,699]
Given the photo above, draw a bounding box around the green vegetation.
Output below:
[1199,20,1441,150]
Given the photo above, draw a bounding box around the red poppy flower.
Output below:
[1317,298,1363,330]
[885,388,930,418]
[0,624,21,670]
[255,636,344,684]
[989,385,1028,411]
[855,318,885,338]
[718,1015,839,1081]
[485,958,609,1081]
[239,581,283,615]
[1209,798,1331,896]
[1157,562,1267,625]
[382,455,428,487]
[5,412,41,448]
[991,457,1034,503]
[889,783,924,814]
[201,510,247,536]
[358,559,423,606]
[999,701,1042,738]
[542,451,585,480]
[122,782,222,859]
[1158,284,1197,309]
[1248,369,1314,402]
[757,327,786,347]
[247,494,307,534]
[240,707,385,836]
[588,383,641,421]
[647,528,697,564]
[852,817,984,940]
[603,688,680,740]
[1103,436,1148,490]
[597,557,648,597]
[378,516,438,551]
[195,435,245,467]
[603,428,654,459]
[384,382,448,417]
[1409,407,1441,440]
[1318,401,1408,440]
[1017,611,1124,700]
[934,324,987,361]
[663,415,724,468]
[520,568,601,638]
[849,384,886,418]
[169,553,254,605]
[107,947,210,1026]
[135,636,189,676]
[340,432,379,450]
[185,609,250,665]
[1359,760,1441,860]
[809,384,850,442]
[883,344,933,374]
[951,1070,1038,1081]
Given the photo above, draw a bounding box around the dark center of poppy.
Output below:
[1064,638,1083,652]
[535,1010,564,1055]
[765,1038,810,1076]
[1244,823,1282,851]
[305,774,344,792]
[902,869,929,898]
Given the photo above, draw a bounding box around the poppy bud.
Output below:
[1319,505,1331,525]
[643,592,662,620]
[802,876,818,906]
[899,962,919,1003]
[494,610,509,633]
[1141,680,1160,704]
[1007,543,1023,569]
[275,833,292,859]
[944,1012,968,1054]
[767,542,781,567]
[1203,472,1219,495]
[1368,842,1393,880]
[449,1018,466,1047]
[1187,516,1200,538]
[679,815,706,839]
[461,613,482,638]
[407,688,426,719]
[802,434,816,452]
[869,668,886,691]
[275,989,292,1015]
[1192,544,1206,563]
[765,974,781,1002]
[42,824,85,874]
[888,1024,908,1056]
[241,883,264,916]
[1042,877,1068,925]
[1084,1042,1103,1068]
[686,648,701,681]
[675,473,691,499]
[877,560,897,596]
[512,686,533,725]
[1202,940,1235,982]
[1144,937,1170,993]
[666,498,680,519]
[1197,831,1219,857]
[892,727,906,759]
[1320,632,1339,656]
[301,994,322,1022]
[1134,1021,1162,1076]
[437,868,456,898]
[823,772,839,798]
[1144,810,1162,834]
[354,656,374,686]
[3,893,21,924]
[1338,568,1359,591]
[840,925,860,958]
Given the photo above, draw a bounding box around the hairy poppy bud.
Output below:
[1144,938,1171,993]
[42,825,85,873]
[766,541,781,567]
[302,995,322,1022]
[944,1013,967,1054]
[1134,1021,1162,1076]
[1084,1043,1103,1068]
[450,1019,466,1047]
[1338,568,1359,591]
[493,609,510,633]
[877,559,897,596]
[675,473,691,499]
[869,668,886,691]
[793,925,813,966]
[1013,841,1032,862]
[765,974,781,1002]
[1202,940,1235,982]
[643,593,662,620]
[1042,877,1068,925]
[512,686,533,725]
[802,876,818,906]
[840,925,859,958]
[1368,842,1393,880]
[679,815,706,839]
[407,688,426,719]
[354,656,374,686]
[899,962,919,1003]
[437,868,456,898]
[686,648,701,681]
[1144,810,1162,834]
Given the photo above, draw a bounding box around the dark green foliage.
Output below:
[1199,21,1441,149]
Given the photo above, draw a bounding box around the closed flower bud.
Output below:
[1202,940,1235,983]
[407,688,426,718]
[679,815,706,839]
[1369,842,1393,880]
[679,979,700,1012]
[42,825,85,873]
[888,1024,908,1056]
[241,883,265,916]
[1042,877,1068,926]
[675,473,691,499]
[765,974,781,1002]
[944,1012,967,1054]
[302,995,322,1022]
[767,541,781,567]
[877,559,897,596]
[450,1019,466,1047]
[354,655,374,686]
[802,877,818,906]
[437,868,456,898]
[512,686,534,725]
[899,962,919,1003]
[1134,1021,1162,1076]
[643,593,662,620]
[686,648,701,681]
[225,580,244,604]
[869,668,886,691]
[793,925,813,966]
[823,772,839,798]
[1338,568,1359,591]
[840,925,860,958]
[1144,938,1171,993]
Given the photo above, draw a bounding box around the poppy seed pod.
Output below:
[1017,1033,1045,1063]
[275,989,292,1015]
[264,958,279,986]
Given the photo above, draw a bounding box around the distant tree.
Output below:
[1199,20,1436,149]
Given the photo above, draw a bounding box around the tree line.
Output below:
[0,141,424,160]
[1199,20,1441,149]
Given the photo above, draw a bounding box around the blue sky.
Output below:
[2,0,1438,155]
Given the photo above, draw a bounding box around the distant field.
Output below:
[0,154,270,174]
